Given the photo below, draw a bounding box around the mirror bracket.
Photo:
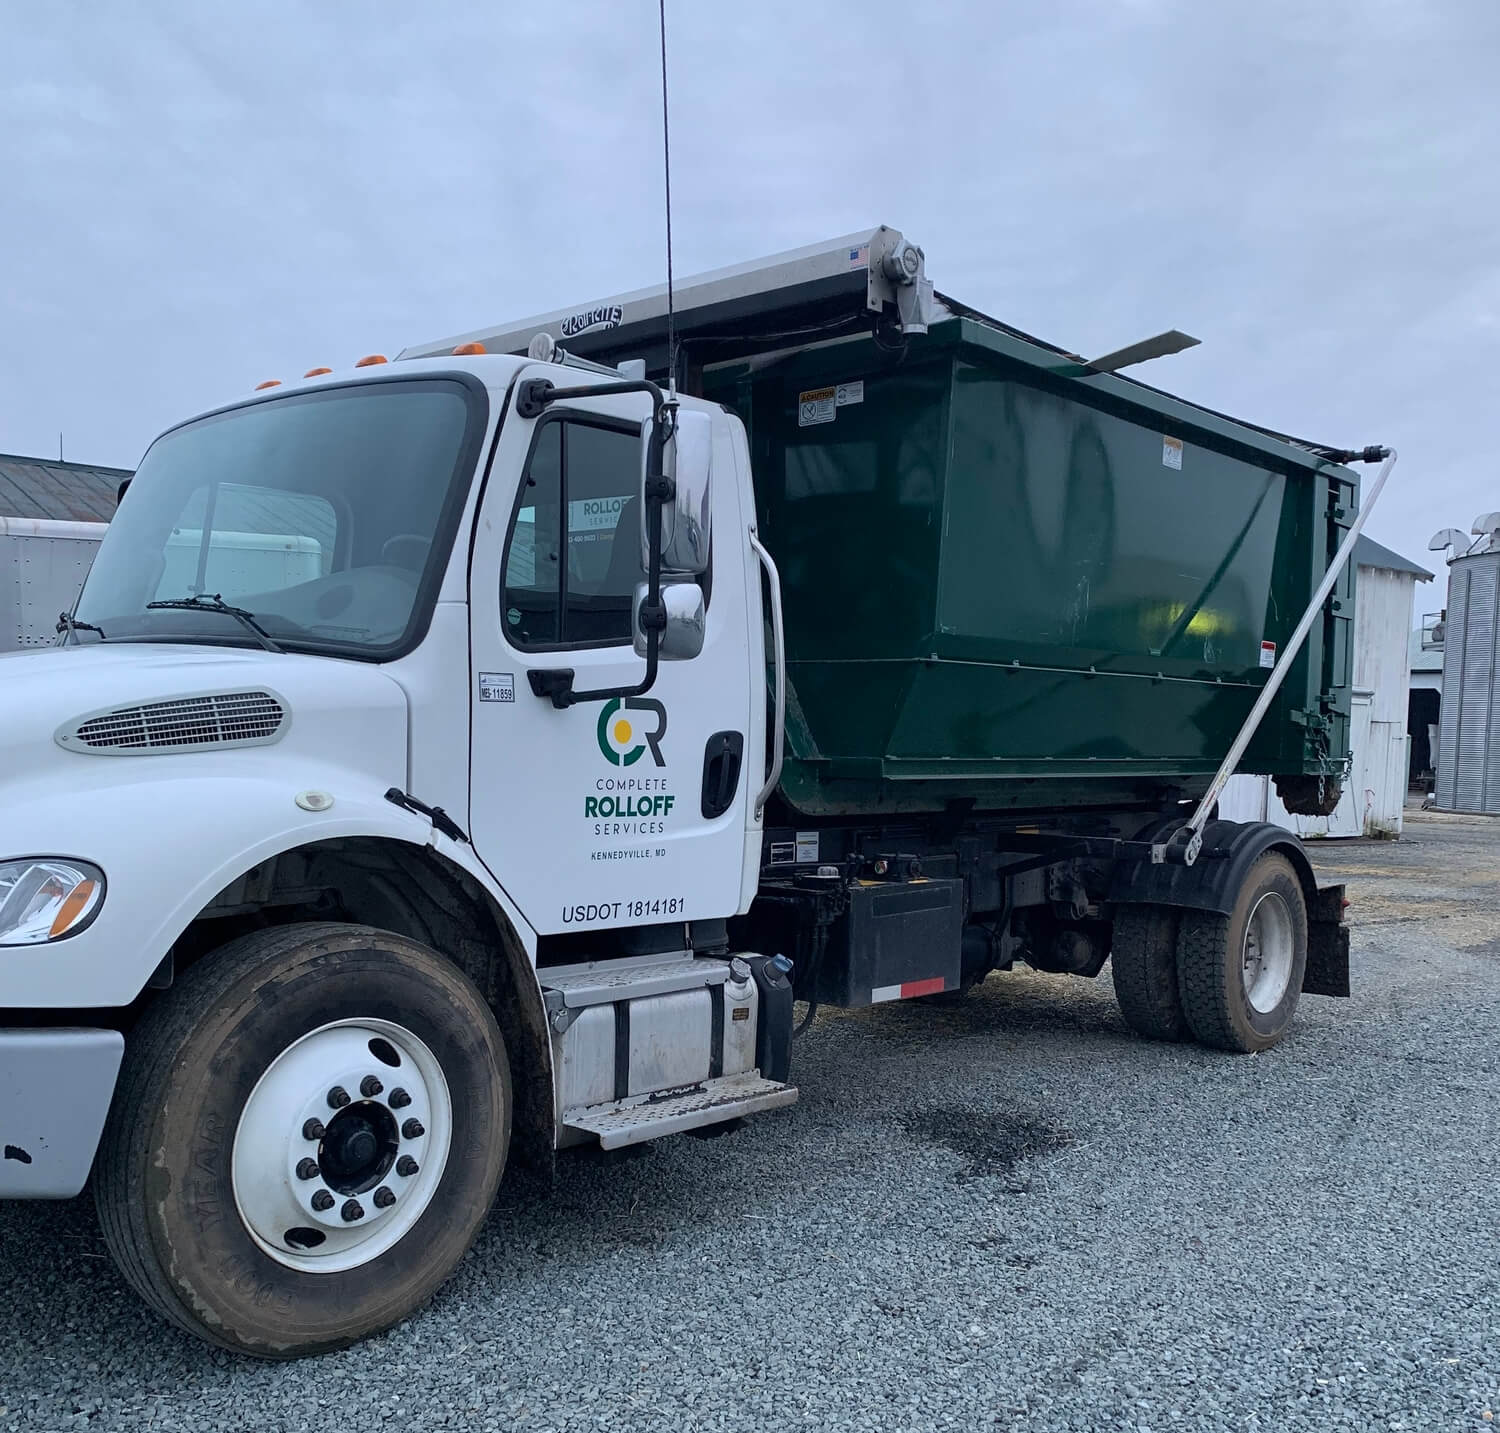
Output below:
[526,668,578,709]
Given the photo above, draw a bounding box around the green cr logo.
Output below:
[596,697,668,767]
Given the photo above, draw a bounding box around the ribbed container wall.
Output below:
[1435,548,1500,813]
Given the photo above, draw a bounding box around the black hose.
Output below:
[792,922,829,1040]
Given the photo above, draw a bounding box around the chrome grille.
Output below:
[65,691,286,753]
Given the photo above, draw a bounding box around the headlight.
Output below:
[0,859,105,945]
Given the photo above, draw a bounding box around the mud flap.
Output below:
[1304,883,1351,997]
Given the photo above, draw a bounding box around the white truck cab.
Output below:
[1,343,793,1356]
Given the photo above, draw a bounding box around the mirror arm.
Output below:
[521,377,677,710]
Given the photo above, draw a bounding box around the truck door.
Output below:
[467,381,755,938]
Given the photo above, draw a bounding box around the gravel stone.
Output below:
[0,807,1497,1430]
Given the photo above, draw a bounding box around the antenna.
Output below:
[658,0,676,399]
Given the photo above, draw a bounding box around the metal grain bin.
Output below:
[1434,546,1500,813]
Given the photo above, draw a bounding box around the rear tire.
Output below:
[95,922,510,1358]
[1110,905,1189,1041]
[1175,853,1307,1052]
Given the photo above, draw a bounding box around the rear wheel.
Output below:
[1110,905,1188,1041]
[1175,853,1307,1052]
[95,922,510,1358]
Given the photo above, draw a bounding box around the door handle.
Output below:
[749,531,785,818]
[701,731,744,819]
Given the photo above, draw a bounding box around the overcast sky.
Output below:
[4,1,1496,610]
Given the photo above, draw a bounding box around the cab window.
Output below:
[502,418,641,648]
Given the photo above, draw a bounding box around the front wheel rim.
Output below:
[1241,892,1295,1014]
[231,1018,452,1274]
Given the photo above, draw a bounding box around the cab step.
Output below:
[562,1072,797,1150]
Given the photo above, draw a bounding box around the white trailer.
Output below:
[0,516,108,654]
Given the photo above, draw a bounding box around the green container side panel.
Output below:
[707,317,1358,819]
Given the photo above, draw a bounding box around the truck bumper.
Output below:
[0,1028,123,1197]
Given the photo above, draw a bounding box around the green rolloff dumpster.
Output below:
[705,318,1358,819]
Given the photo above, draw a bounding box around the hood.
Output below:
[0,643,409,792]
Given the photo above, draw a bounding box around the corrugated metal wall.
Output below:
[1435,549,1500,813]
[1354,566,1419,724]
[1221,558,1419,836]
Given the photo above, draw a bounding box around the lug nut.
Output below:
[373,1185,396,1209]
[401,1118,424,1140]
[327,1085,350,1109]
[311,1190,334,1212]
[302,1118,326,1141]
[396,1155,419,1177]
[388,1087,411,1109]
[341,1199,365,1222]
[360,1075,383,1098]
[295,1157,320,1181]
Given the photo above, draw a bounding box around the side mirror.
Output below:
[640,409,711,575]
[633,579,705,661]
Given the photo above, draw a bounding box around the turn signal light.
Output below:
[304,366,332,377]
[254,380,281,390]
[49,879,98,940]
[453,342,486,355]
[354,354,388,367]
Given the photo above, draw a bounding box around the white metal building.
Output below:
[1220,535,1432,838]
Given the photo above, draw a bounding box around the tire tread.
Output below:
[1175,909,1240,1050]
[1110,905,1189,1041]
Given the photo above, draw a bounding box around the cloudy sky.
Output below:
[4,1,1496,607]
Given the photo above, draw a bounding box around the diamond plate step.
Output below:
[563,1072,797,1150]
[541,953,722,1011]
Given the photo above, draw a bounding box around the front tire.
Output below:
[1175,853,1308,1052]
[95,922,510,1358]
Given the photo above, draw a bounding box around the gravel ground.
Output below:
[2,807,1498,1431]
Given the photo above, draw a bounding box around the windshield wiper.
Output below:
[56,611,107,643]
[146,593,283,653]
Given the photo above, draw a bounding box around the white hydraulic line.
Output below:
[1168,447,1399,865]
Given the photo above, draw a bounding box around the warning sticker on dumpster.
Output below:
[1259,641,1276,669]
[798,387,837,426]
[1162,435,1184,470]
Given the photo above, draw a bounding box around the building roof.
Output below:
[1356,534,1432,581]
[0,452,132,524]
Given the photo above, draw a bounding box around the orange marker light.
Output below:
[254,379,281,390]
[354,354,388,367]
[304,366,332,377]
[49,879,97,939]
[453,341,486,355]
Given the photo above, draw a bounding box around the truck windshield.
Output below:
[75,377,484,659]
